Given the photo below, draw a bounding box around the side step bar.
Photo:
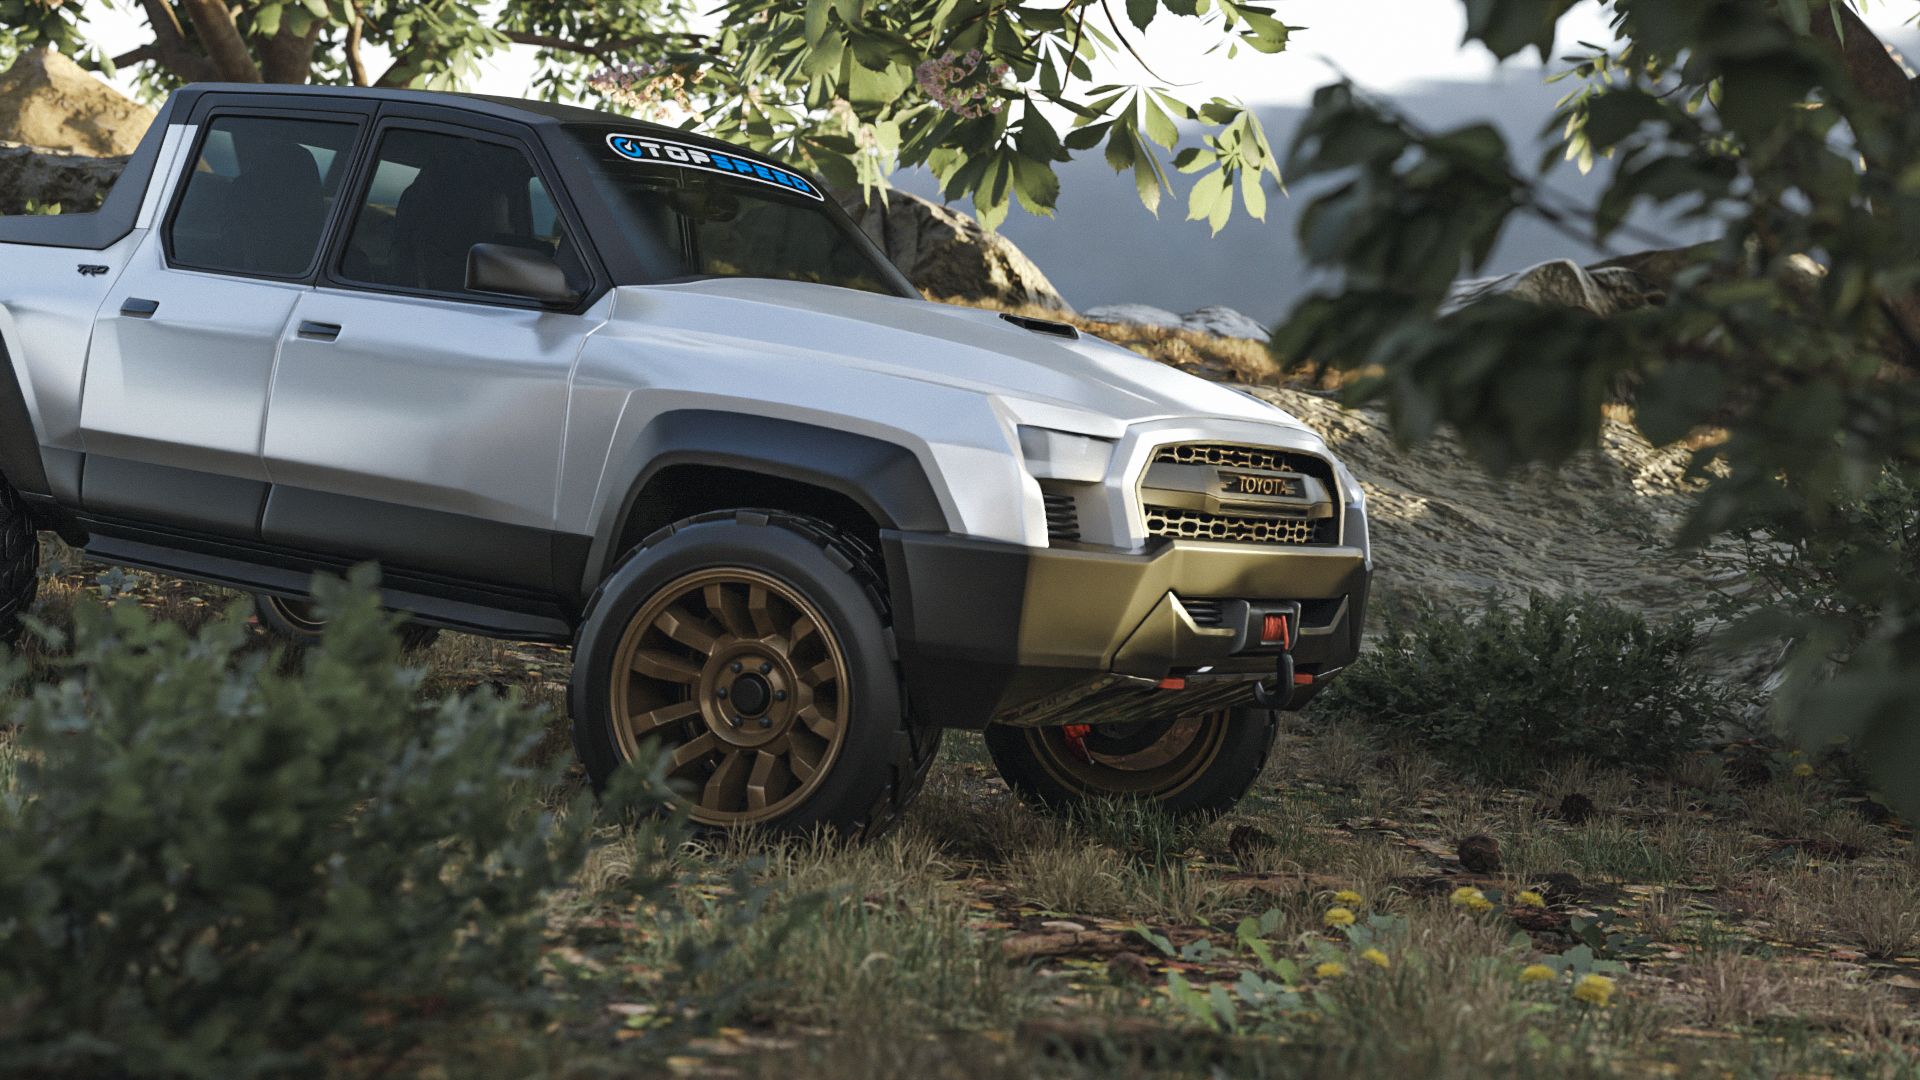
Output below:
[83,534,576,644]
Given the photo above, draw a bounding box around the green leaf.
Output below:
[803,33,846,78]
[1127,0,1158,31]
[805,0,831,47]
[1011,154,1060,216]
[1186,167,1228,224]
[1105,126,1138,173]
[1235,8,1297,53]
[848,60,913,106]
[1141,93,1180,149]
[1134,157,1163,215]
[1064,122,1111,151]
[1240,166,1268,219]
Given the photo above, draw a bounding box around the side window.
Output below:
[168,115,360,278]
[338,128,587,297]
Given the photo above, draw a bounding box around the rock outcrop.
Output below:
[1082,303,1271,342]
[838,189,1071,312]
[0,144,124,214]
[1443,258,1664,317]
[0,48,154,156]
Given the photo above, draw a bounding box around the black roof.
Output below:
[163,82,821,186]
[170,82,670,133]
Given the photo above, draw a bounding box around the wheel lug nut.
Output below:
[759,662,771,674]
[730,661,742,673]
[716,687,728,699]
[774,689,787,701]
[758,716,772,728]
[730,715,743,727]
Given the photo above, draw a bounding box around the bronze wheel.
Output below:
[1028,712,1230,800]
[607,567,853,827]
[252,592,441,651]
[572,511,931,837]
[986,707,1277,817]
[262,595,329,635]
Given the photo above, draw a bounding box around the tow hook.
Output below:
[1252,609,1310,709]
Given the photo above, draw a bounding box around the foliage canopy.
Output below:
[0,0,1295,230]
[1271,0,1920,812]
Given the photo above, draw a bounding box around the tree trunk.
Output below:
[176,0,263,82]
[136,0,218,83]
[257,24,323,84]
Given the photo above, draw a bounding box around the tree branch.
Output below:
[345,3,369,87]
[177,0,262,82]
[135,0,219,82]
[111,44,158,68]
[257,21,323,83]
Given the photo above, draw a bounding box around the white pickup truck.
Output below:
[0,84,1372,835]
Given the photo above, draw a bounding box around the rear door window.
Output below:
[168,115,361,278]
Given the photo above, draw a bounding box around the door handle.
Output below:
[296,320,342,342]
[120,297,158,318]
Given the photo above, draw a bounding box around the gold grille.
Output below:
[1143,442,1339,547]
[1145,506,1320,545]
[1154,443,1313,474]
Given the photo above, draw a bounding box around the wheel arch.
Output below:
[0,331,51,498]
[582,410,950,593]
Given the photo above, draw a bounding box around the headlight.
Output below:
[1018,426,1115,483]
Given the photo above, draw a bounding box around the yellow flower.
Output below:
[1450,886,1493,913]
[1332,889,1365,907]
[1516,890,1547,909]
[1573,973,1617,1007]
[1519,964,1557,984]
[1314,961,1346,978]
[1324,906,1357,928]
[1360,948,1390,969]
[1792,762,1815,778]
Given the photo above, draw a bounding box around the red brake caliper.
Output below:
[1060,723,1094,763]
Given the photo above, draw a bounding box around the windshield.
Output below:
[562,125,910,296]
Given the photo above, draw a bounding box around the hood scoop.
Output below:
[999,312,1081,340]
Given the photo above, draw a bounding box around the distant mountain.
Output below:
[891,66,1719,325]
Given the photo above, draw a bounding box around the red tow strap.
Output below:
[1060,723,1093,763]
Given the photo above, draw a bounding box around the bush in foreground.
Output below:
[0,570,662,1078]
[1314,594,1734,781]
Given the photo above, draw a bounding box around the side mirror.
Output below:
[466,243,582,307]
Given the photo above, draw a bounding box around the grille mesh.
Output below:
[1153,443,1331,479]
[1143,443,1340,547]
[1146,506,1323,545]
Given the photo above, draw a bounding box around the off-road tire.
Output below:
[252,592,441,652]
[986,706,1278,818]
[570,509,936,838]
[0,481,39,644]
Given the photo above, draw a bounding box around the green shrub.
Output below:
[0,570,659,1078]
[1314,594,1734,781]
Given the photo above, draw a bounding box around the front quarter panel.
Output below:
[558,287,1044,581]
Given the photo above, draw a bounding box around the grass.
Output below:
[6,559,1919,1079]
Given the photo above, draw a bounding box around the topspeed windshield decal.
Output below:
[605,133,824,201]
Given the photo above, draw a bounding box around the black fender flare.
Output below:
[0,334,50,498]
[581,409,950,590]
